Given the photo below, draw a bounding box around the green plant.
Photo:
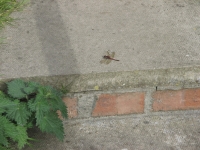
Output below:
[0,0,28,44]
[0,79,68,149]
[0,0,28,30]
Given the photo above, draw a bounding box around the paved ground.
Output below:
[23,113,200,150]
[0,0,200,79]
[1,0,200,150]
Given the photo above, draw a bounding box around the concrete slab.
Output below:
[1,0,200,79]
[63,114,200,150]
[1,1,200,149]
[22,113,200,150]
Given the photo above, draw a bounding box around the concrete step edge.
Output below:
[0,66,200,93]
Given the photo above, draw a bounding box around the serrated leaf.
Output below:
[0,116,18,142]
[56,97,68,119]
[27,81,39,88]
[0,97,18,108]
[23,81,38,95]
[38,86,49,96]
[50,87,63,100]
[27,98,36,112]
[7,79,27,99]
[15,126,29,149]
[0,116,29,149]
[49,97,68,119]
[6,102,31,125]
[3,79,68,144]
[46,95,68,119]
[37,86,67,119]
[23,87,35,95]
[35,108,45,126]
[38,112,64,141]
[0,125,8,147]
[29,94,51,113]
[58,103,68,119]
[38,85,63,99]
[28,94,51,125]
[35,94,51,112]
[0,98,18,114]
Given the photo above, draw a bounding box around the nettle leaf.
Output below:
[35,103,51,125]
[0,116,29,149]
[0,116,18,143]
[48,97,68,119]
[24,112,36,129]
[37,86,46,95]
[15,126,29,149]
[35,108,45,126]
[23,87,35,95]
[0,125,8,147]
[49,86,63,98]
[38,86,68,119]
[27,98,36,112]
[2,79,69,145]
[28,94,51,125]
[38,85,63,99]
[35,94,51,112]
[38,86,52,98]
[0,97,18,114]
[58,102,68,119]
[38,112,64,141]
[6,101,31,126]
[23,81,39,95]
[28,94,51,113]
[7,79,38,99]
[7,79,27,99]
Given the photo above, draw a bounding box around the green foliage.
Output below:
[0,79,68,149]
[7,79,38,99]
[0,0,29,44]
[0,0,28,30]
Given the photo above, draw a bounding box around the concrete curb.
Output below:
[1,66,200,120]
[1,66,200,93]
[12,66,195,120]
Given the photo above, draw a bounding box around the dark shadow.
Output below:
[22,127,65,150]
[32,0,79,75]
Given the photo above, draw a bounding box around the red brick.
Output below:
[92,92,145,117]
[117,92,144,114]
[58,97,78,119]
[184,88,200,108]
[152,88,200,111]
[92,94,118,117]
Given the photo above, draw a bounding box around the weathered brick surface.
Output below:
[184,88,200,108]
[152,88,200,111]
[58,97,78,119]
[92,92,145,117]
[92,94,118,116]
[116,93,145,115]
[58,88,200,119]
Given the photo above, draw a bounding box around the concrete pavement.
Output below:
[0,0,200,79]
[23,113,200,150]
[1,0,200,150]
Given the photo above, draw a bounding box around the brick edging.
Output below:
[60,87,200,119]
